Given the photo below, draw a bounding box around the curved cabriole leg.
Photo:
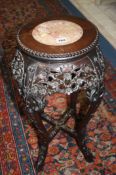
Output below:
[30,112,49,172]
[74,113,95,162]
[70,91,100,162]
[76,92,95,162]
[13,86,48,172]
[36,142,48,172]
[75,97,102,162]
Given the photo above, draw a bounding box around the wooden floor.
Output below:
[69,0,116,48]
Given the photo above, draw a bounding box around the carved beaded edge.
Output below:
[17,29,99,61]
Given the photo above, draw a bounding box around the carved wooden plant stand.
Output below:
[11,16,105,172]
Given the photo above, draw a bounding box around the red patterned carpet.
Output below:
[0,0,116,175]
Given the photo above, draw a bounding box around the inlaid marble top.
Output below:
[32,20,83,46]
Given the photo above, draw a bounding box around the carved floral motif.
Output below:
[11,46,105,113]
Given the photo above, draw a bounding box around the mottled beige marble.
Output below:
[32,20,83,46]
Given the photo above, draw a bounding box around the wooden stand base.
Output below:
[16,85,102,173]
[11,16,105,173]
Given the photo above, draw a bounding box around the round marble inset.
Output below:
[32,20,83,46]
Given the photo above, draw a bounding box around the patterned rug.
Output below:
[0,0,116,175]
